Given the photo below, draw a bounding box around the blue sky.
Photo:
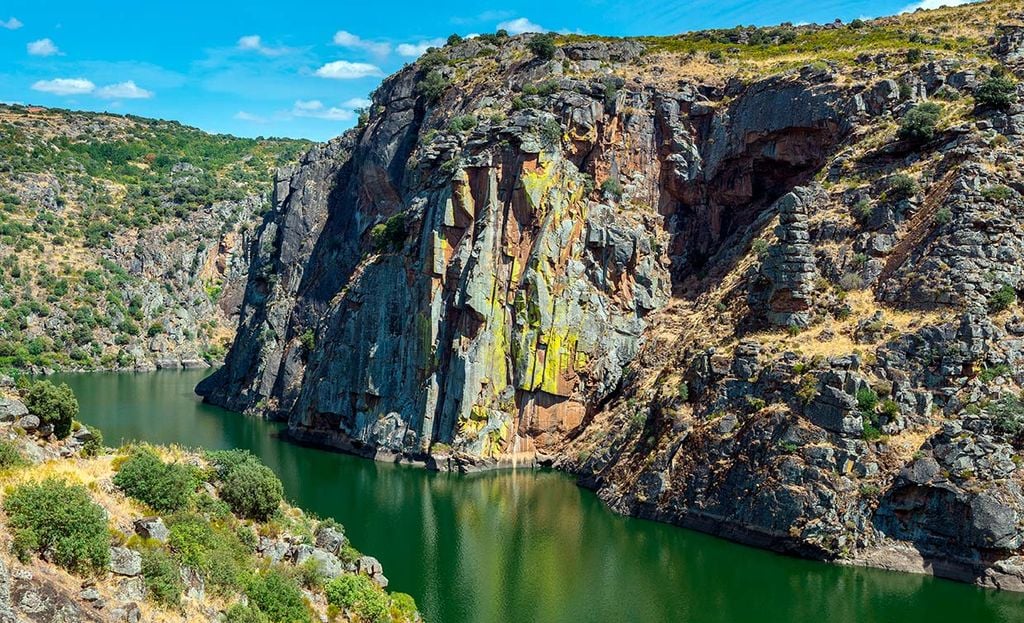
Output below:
[0,0,959,141]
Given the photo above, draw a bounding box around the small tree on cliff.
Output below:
[528,33,557,60]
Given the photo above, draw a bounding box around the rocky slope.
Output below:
[0,381,417,623]
[0,105,309,373]
[200,1,1024,589]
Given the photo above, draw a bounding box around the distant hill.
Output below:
[0,104,310,373]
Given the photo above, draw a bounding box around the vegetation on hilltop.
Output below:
[0,105,310,375]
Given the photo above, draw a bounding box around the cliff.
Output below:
[199,1,1024,589]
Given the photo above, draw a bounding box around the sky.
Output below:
[0,0,971,141]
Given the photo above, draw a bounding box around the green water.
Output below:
[53,369,1024,623]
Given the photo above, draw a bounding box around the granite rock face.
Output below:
[203,20,1024,591]
[199,38,855,464]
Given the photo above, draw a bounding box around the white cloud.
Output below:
[291,99,354,121]
[901,0,976,10]
[396,38,446,58]
[332,31,391,57]
[497,17,547,34]
[95,81,153,99]
[236,34,292,57]
[235,111,268,123]
[31,77,154,99]
[27,38,60,56]
[343,97,372,109]
[0,17,22,30]
[314,60,383,80]
[31,78,96,95]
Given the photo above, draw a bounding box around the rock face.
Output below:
[203,9,1024,591]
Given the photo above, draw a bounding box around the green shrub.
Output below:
[206,448,259,478]
[989,284,1017,312]
[225,603,270,623]
[141,547,183,606]
[975,75,1016,110]
[369,213,408,253]
[325,574,390,623]
[989,394,1024,436]
[862,420,883,441]
[979,364,1011,383]
[80,424,104,457]
[219,459,284,521]
[981,185,1013,202]
[416,70,449,102]
[677,381,689,402]
[897,102,941,143]
[856,387,879,413]
[112,446,198,512]
[245,569,310,623]
[0,439,28,469]
[3,478,110,572]
[934,206,952,225]
[600,178,623,200]
[168,513,249,593]
[23,379,78,438]
[389,592,419,622]
[887,174,919,201]
[448,114,478,133]
[527,33,557,60]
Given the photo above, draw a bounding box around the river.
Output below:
[53,369,1024,623]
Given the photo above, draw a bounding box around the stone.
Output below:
[806,386,863,435]
[315,524,347,555]
[0,398,27,422]
[310,548,346,579]
[133,517,169,542]
[15,415,39,432]
[115,577,146,601]
[109,547,142,576]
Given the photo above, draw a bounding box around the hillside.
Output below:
[0,105,309,373]
[198,0,1024,590]
[0,380,418,622]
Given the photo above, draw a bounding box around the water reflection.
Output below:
[53,370,1024,623]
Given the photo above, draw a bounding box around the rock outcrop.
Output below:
[202,2,1024,591]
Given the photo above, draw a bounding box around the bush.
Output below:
[141,547,183,606]
[23,379,78,438]
[887,174,918,201]
[981,185,1013,202]
[225,604,270,623]
[245,569,310,623]
[0,439,28,469]
[600,178,623,200]
[168,513,249,593]
[219,459,284,521]
[897,102,941,143]
[989,394,1024,437]
[325,574,390,623]
[113,446,198,512]
[390,592,419,622]
[80,424,104,457]
[989,284,1017,312]
[416,70,448,102]
[934,206,952,225]
[448,114,478,133]
[4,478,110,572]
[527,33,557,60]
[856,387,879,413]
[975,75,1016,110]
[369,213,408,253]
[206,448,259,478]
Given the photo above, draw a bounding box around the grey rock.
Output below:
[0,398,27,422]
[133,517,169,542]
[109,547,142,576]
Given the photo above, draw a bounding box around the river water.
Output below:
[53,369,1024,623]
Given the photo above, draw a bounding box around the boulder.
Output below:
[109,547,142,576]
[133,517,169,542]
[314,524,347,555]
[0,397,27,422]
[15,415,39,432]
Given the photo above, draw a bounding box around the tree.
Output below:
[528,33,557,60]
[897,102,941,143]
[113,446,198,512]
[4,478,110,572]
[975,75,1017,110]
[219,459,284,520]
[23,379,78,438]
[416,70,449,102]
